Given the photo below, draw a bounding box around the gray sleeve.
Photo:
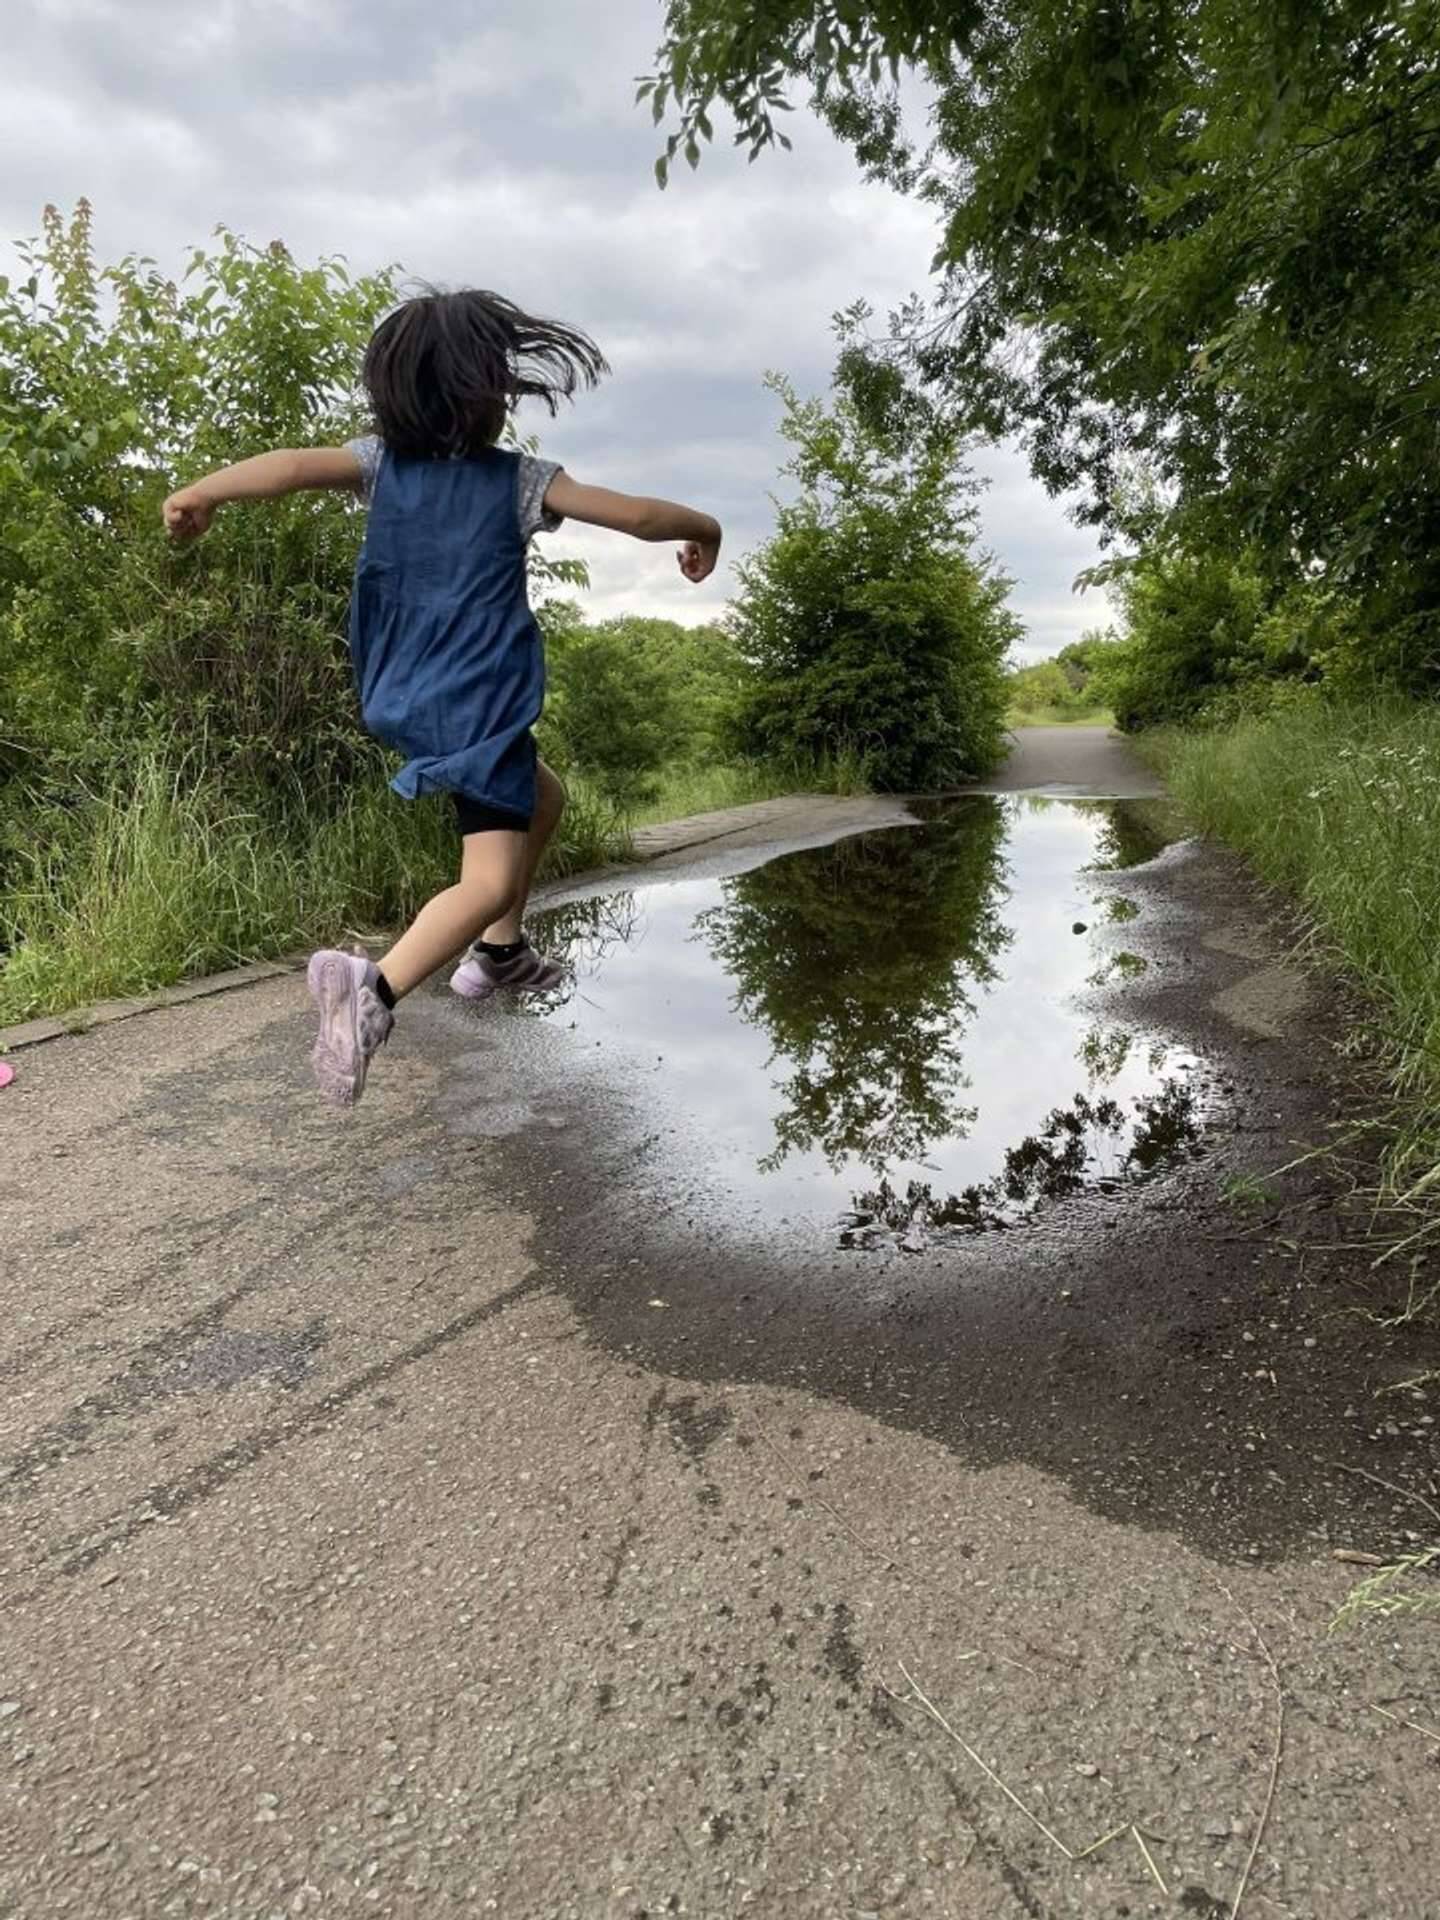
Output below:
[517,454,563,540]
[345,434,382,506]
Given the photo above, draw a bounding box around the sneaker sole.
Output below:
[448,972,500,1002]
[449,966,565,1000]
[307,951,365,1106]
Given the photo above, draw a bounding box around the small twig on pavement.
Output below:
[1370,1702,1440,1747]
[1254,1891,1304,1919]
[1074,1823,1128,1862]
[1132,1826,1168,1896]
[893,1658,1075,1859]
[1215,1582,1285,1920]
[1320,1457,1440,1531]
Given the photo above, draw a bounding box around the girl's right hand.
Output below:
[678,537,720,584]
[163,487,215,541]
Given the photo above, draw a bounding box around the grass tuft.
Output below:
[631,750,869,827]
[0,751,630,1024]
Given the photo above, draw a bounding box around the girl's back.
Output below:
[351,443,543,818]
[365,446,527,604]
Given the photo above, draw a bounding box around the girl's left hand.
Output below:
[678,538,719,584]
[163,487,215,540]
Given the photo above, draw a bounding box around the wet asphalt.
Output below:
[3,728,1438,1919]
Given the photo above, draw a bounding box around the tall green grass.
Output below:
[0,746,873,1023]
[1163,695,1440,1621]
[1156,696,1440,1180]
[0,752,625,1024]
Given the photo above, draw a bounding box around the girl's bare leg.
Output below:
[480,758,566,946]
[378,829,528,1000]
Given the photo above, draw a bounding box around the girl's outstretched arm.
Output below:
[163,448,363,540]
[543,471,722,583]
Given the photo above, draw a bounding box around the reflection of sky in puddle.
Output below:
[521,798,1206,1246]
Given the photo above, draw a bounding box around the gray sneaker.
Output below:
[306,949,393,1107]
[449,939,564,1001]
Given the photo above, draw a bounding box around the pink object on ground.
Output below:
[0,1061,13,1089]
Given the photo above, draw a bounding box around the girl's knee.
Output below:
[458,843,525,911]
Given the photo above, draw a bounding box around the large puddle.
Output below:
[501,798,1209,1251]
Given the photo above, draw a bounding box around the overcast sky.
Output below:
[3,0,1108,661]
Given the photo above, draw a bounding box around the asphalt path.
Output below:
[4,732,1437,1919]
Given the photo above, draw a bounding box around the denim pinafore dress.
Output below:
[348,447,543,819]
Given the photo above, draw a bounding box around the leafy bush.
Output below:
[0,202,395,793]
[1006,641,1118,720]
[539,604,683,809]
[1097,548,1275,731]
[1008,660,1076,714]
[728,344,1017,789]
[539,606,742,808]
[1086,534,1402,730]
[608,615,742,765]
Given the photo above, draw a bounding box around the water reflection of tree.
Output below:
[849,1073,1202,1244]
[527,892,643,1010]
[696,804,1011,1174]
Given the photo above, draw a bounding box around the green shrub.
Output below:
[588,614,741,766]
[0,203,395,793]
[728,341,1017,790]
[1102,549,1270,730]
[1008,660,1075,714]
[539,604,684,809]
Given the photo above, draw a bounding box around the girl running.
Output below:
[163,288,721,1106]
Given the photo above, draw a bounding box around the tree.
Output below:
[729,331,1019,786]
[1006,658,1079,714]
[539,603,688,808]
[585,614,742,765]
[644,2,1440,674]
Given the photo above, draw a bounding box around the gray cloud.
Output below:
[2,0,1109,654]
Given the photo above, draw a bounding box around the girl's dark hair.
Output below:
[362,288,608,458]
